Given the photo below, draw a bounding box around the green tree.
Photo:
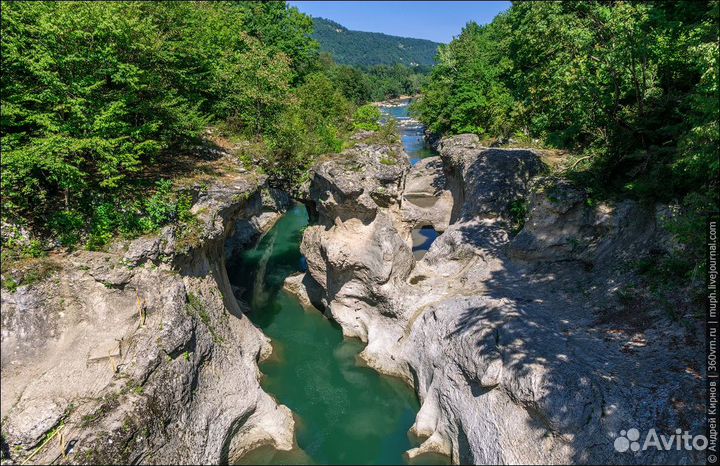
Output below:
[353,104,382,131]
[1,2,206,232]
[268,73,353,188]
[414,0,719,204]
[236,2,319,81]
[413,0,719,286]
[327,65,372,105]
[0,1,356,250]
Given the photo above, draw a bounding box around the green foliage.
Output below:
[661,192,714,281]
[414,2,719,207]
[267,73,353,188]
[321,55,429,104]
[175,212,204,254]
[0,2,359,249]
[237,2,319,80]
[81,180,195,251]
[141,181,179,232]
[86,203,121,251]
[353,105,382,131]
[312,17,439,67]
[412,21,514,138]
[314,17,434,104]
[380,155,398,166]
[1,225,46,262]
[508,199,528,235]
[359,118,401,146]
[324,63,372,105]
[49,210,85,247]
[632,193,711,319]
[414,0,719,298]
[362,64,429,101]
[1,2,209,230]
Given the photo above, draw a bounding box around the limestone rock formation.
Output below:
[400,156,454,233]
[437,134,546,222]
[1,174,293,464]
[508,178,657,266]
[295,134,705,464]
[308,141,408,224]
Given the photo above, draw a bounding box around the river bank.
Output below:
[378,101,436,165]
[229,205,437,465]
[372,95,418,107]
[230,109,451,466]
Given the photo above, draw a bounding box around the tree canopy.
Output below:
[413,0,719,286]
[0,2,371,252]
[311,17,439,67]
[414,1,719,203]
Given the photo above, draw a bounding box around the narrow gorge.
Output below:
[1,170,298,464]
[1,101,706,465]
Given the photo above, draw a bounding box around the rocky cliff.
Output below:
[290,134,705,464]
[1,171,294,464]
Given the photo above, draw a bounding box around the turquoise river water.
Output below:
[230,104,447,465]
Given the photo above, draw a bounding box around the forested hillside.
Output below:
[311,17,436,101]
[321,57,429,103]
[413,0,719,285]
[0,2,384,261]
[312,17,439,67]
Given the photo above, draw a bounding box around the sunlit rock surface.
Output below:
[296,133,705,464]
[1,173,293,464]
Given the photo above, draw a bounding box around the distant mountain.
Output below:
[311,17,440,68]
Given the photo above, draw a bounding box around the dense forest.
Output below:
[2,0,718,291]
[413,0,719,284]
[312,17,439,67]
[1,2,386,260]
[321,57,430,103]
[311,17,435,101]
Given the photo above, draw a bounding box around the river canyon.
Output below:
[0,102,706,465]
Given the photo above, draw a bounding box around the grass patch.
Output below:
[175,213,204,254]
[379,155,398,166]
[186,292,224,344]
[1,257,61,292]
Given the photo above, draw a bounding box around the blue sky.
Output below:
[288,1,511,44]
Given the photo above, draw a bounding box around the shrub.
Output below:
[353,104,382,131]
[267,73,353,188]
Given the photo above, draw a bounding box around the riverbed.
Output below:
[229,104,446,465]
[379,102,437,165]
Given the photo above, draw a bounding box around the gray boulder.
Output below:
[309,143,409,225]
[509,179,657,266]
[401,156,454,232]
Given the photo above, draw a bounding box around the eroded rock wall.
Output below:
[1,174,293,464]
[292,134,705,464]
